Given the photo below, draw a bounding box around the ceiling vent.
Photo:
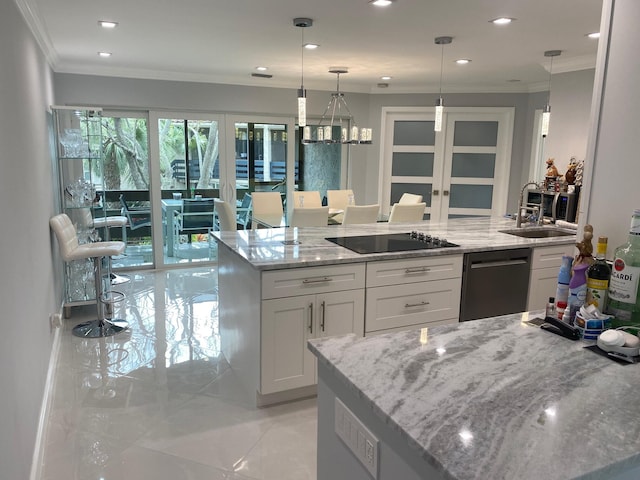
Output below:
[251,73,273,78]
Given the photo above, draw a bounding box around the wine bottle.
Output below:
[607,209,640,327]
[586,236,612,312]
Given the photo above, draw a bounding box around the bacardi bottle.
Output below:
[607,210,640,327]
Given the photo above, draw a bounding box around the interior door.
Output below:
[380,107,514,222]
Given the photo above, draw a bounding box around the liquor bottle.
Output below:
[607,209,640,327]
[586,236,612,312]
[555,255,573,319]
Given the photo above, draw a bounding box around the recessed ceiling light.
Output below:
[98,21,118,29]
[98,52,112,57]
[587,32,600,39]
[369,0,395,6]
[455,59,471,65]
[304,43,320,50]
[380,76,392,80]
[490,17,515,25]
[255,66,268,71]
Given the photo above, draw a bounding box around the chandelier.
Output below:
[301,68,372,145]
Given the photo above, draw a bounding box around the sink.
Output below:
[499,227,576,238]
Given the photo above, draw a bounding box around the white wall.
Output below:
[0,1,57,478]
[585,0,640,252]
[544,69,596,173]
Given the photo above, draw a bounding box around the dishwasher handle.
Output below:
[470,258,529,269]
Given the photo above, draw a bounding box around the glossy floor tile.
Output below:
[40,267,317,480]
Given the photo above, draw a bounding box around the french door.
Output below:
[379,107,514,222]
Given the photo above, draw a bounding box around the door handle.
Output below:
[320,301,326,332]
[443,190,449,196]
[308,303,313,334]
[432,190,439,196]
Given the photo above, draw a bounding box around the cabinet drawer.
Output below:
[366,255,462,287]
[262,263,365,300]
[365,277,462,333]
[531,245,575,269]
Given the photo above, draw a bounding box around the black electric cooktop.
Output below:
[325,232,458,254]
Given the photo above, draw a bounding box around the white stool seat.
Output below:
[67,242,125,261]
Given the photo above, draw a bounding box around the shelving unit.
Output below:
[52,106,106,317]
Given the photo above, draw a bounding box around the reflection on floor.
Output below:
[41,267,318,480]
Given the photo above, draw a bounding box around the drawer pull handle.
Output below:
[405,301,429,308]
[303,277,332,284]
[405,267,430,274]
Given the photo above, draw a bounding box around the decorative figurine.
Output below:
[546,157,560,178]
[574,224,594,269]
[564,157,578,185]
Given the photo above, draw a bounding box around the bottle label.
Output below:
[609,258,640,305]
[586,278,609,310]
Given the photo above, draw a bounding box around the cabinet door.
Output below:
[317,290,365,338]
[261,295,316,395]
[528,267,562,311]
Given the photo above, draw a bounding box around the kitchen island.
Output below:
[308,312,640,480]
[213,217,576,406]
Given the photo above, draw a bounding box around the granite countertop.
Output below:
[308,313,640,480]
[213,217,576,270]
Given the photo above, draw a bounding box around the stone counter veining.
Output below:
[213,217,576,270]
[308,313,640,480]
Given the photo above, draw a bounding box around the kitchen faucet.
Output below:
[516,181,543,228]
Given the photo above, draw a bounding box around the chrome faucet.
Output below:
[516,181,543,228]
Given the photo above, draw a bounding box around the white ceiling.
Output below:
[19,0,603,94]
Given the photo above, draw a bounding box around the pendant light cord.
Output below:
[546,55,554,104]
[438,42,445,97]
[300,28,305,90]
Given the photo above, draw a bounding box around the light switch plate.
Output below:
[335,397,378,478]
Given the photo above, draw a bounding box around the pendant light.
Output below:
[541,50,561,137]
[294,18,313,128]
[434,36,452,132]
[302,68,372,145]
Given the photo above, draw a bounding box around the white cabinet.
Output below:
[260,264,365,396]
[527,244,575,311]
[365,255,463,334]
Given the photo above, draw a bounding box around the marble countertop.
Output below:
[213,217,576,270]
[308,313,640,480]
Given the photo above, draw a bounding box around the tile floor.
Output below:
[40,267,318,480]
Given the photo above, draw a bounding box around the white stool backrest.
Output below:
[342,204,380,225]
[290,207,330,227]
[214,199,237,231]
[327,189,354,210]
[251,192,284,228]
[398,193,423,204]
[292,191,322,208]
[388,202,426,223]
[49,214,80,261]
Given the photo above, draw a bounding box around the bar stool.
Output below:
[50,213,129,338]
[93,214,130,285]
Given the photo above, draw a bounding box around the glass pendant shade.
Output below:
[541,104,551,137]
[297,91,307,127]
[434,98,444,132]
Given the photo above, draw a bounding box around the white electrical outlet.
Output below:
[335,397,379,478]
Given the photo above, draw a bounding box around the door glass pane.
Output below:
[392,152,434,176]
[451,153,496,178]
[449,184,493,209]
[393,121,435,145]
[158,118,219,264]
[235,122,288,226]
[453,121,498,146]
[391,183,432,207]
[101,114,152,268]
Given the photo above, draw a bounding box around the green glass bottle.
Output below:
[586,236,611,312]
[607,210,640,327]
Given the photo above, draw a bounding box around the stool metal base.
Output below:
[72,319,129,338]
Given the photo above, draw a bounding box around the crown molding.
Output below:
[541,54,597,74]
[14,0,59,67]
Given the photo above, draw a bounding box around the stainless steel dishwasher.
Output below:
[460,248,532,322]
